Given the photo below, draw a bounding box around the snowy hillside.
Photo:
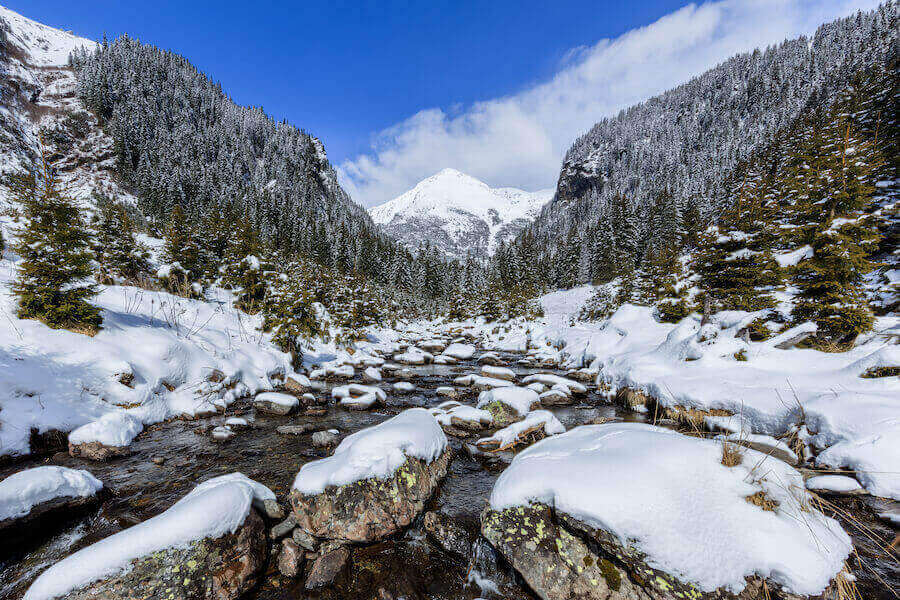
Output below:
[369,168,552,258]
[0,5,131,210]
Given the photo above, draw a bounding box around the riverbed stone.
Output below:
[277,538,304,578]
[423,511,473,559]
[68,440,132,461]
[64,508,267,600]
[291,448,452,543]
[305,543,350,589]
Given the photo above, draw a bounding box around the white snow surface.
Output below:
[478,410,564,447]
[0,466,103,522]
[442,342,476,360]
[445,286,900,499]
[253,392,300,407]
[0,255,295,459]
[806,475,864,493]
[369,168,552,257]
[292,408,447,495]
[477,387,539,416]
[68,412,143,447]
[489,423,851,595]
[24,473,274,600]
[0,5,96,67]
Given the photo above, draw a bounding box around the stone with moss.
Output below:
[291,449,452,544]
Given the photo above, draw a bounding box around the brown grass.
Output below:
[832,566,862,600]
[721,442,744,467]
[745,491,779,512]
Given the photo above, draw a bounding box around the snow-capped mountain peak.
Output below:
[369,169,552,258]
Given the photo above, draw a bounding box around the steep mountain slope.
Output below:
[369,168,551,258]
[521,3,897,282]
[0,5,128,208]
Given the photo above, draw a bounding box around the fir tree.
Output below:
[160,204,203,292]
[93,196,151,283]
[10,151,101,332]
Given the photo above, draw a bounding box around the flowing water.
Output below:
[0,350,896,599]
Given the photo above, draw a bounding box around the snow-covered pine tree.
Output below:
[787,90,886,343]
[93,195,151,284]
[11,150,101,332]
[693,165,781,312]
[159,203,203,294]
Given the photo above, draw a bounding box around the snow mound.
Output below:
[477,387,539,416]
[292,408,447,495]
[478,410,564,448]
[442,343,476,360]
[0,466,103,522]
[68,412,143,447]
[24,473,274,600]
[489,423,851,596]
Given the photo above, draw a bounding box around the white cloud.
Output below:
[339,0,879,207]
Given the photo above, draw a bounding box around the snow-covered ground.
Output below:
[0,252,295,459]
[427,286,899,500]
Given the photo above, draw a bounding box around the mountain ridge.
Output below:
[369,168,551,259]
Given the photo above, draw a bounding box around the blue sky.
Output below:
[7,0,878,205]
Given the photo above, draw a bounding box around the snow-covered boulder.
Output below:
[362,366,382,382]
[442,343,476,360]
[538,387,572,406]
[393,381,416,394]
[291,409,450,543]
[435,386,459,398]
[0,466,103,532]
[419,339,447,353]
[394,347,433,365]
[471,375,515,391]
[211,425,235,441]
[24,473,274,600]
[805,475,866,496]
[331,384,385,410]
[477,351,506,366]
[68,412,143,461]
[475,410,564,451]
[521,373,587,395]
[480,365,516,381]
[482,423,852,600]
[433,354,458,365]
[252,392,299,415]
[432,404,494,431]
[476,387,541,426]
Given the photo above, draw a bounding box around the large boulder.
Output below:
[476,386,541,427]
[24,473,273,600]
[68,412,143,461]
[0,466,103,532]
[291,409,450,543]
[482,424,853,600]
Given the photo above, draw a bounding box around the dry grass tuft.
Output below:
[721,442,744,467]
[745,491,779,512]
[832,565,861,600]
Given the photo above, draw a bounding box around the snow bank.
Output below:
[24,473,274,600]
[490,423,851,596]
[292,408,447,495]
[0,466,103,522]
[68,412,143,447]
[806,475,863,494]
[0,257,293,459]
[459,288,899,498]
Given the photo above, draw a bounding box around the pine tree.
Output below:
[693,168,781,312]
[93,196,151,284]
[787,96,885,343]
[11,151,101,332]
[160,204,203,293]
